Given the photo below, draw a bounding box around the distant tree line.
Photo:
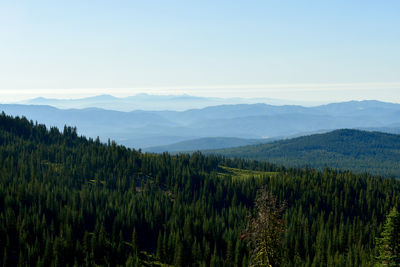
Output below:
[209,129,400,177]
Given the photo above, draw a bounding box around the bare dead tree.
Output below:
[243,188,286,267]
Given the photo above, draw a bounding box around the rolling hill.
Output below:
[2,100,400,149]
[207,129,400,177]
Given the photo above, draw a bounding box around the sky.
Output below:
[0,0,399,103]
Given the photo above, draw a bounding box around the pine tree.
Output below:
[234,240,242,267]
[174,243,184,267]
[156,231,163,261]
[226,240,234,265]
[210,245,219,267]
[376,207,400,266]
[131,228,138,255]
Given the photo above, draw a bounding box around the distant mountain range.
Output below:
[206,129,400,177]
[20,94,317,111]
[1,99,400,149]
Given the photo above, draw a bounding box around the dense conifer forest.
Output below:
[208,129,400,177]
[0,112,399,266]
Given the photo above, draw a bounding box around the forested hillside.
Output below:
[208,129,400,177]
[0,113,399,266]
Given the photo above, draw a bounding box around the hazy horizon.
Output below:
[1,83,400,105]
[1,1,399,105]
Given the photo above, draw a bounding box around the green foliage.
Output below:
[209,129,400,177]
[375,207,400,266]
[218,166,278,180]
[0,113,400,266]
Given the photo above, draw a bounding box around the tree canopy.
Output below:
[0,112,399,266]
[376,207,400,266]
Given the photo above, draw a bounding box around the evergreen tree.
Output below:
[156,231,163,261]
[131,228,138,255]
[376,207,400,266]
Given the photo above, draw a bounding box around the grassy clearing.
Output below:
[217,165,278,180]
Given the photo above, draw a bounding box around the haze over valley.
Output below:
[3,96,400,150]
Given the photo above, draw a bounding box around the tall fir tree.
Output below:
[376,207,400,266]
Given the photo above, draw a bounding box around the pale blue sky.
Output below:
[1,1,399,102]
